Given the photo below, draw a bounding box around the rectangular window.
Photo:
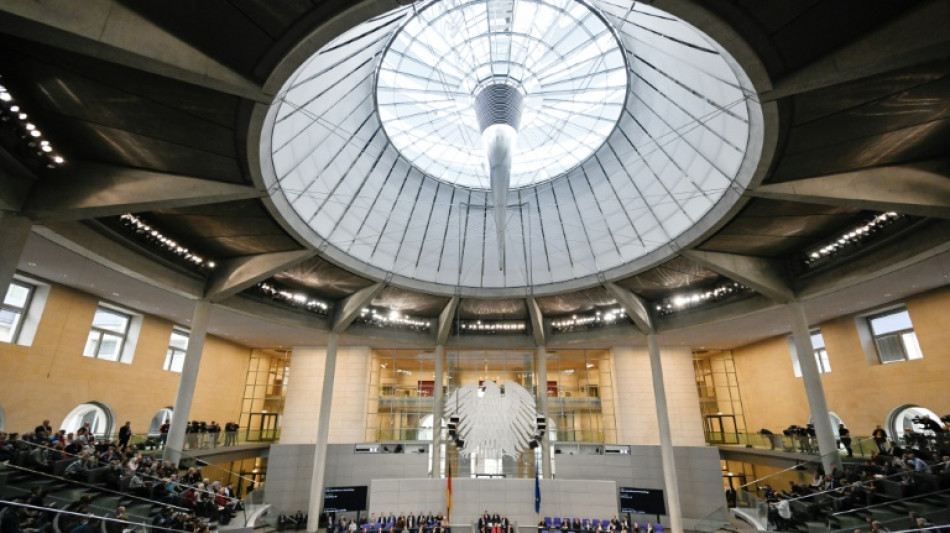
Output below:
[811,331,832,373]
[164,328,189,372]
[868,308,922,363]
[1,280,34,343]
[791,330,831,377]
[83,305,132,361]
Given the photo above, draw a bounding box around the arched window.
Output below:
[148,407,173,436]
[887,404,942,440]
[61,402,115,437]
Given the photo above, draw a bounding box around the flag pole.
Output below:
[447,460,453,523]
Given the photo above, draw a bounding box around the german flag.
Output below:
[446,461,453,521]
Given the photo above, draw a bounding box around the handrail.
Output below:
[1,461,190,513]
[829,486,950,517]
[787,460,949,505]
[170,445,261,488]
[0,498,191,533]
[6,440,235,508]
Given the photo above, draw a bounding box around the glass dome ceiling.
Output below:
[263,0,763,296]
[377,0,627,189]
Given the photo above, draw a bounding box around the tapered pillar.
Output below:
[647,334,683,533]
[0,211,31,301]
[308,333,339,532]
[163,299,212,465]
[536,345,551,478]
[432,345,445,477]
[787,301,840,474]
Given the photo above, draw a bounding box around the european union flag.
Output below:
[534,470,541,514]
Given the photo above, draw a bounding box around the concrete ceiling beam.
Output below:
[681,250,795,304]
[751,159,950,218]
[23,162,264,222]
[526,297,546,346]
[35,221,204,299]
[331,282,386,334]
[797,219,950,298]
[760,0,950,101]
[205,250,314,303]
[604,282,654,335]
[0,148,37,212]
[0,0,268,102]
[436,295,460,346]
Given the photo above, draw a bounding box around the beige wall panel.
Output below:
[734,288,950,437]
[611,346,704,446]
[281,345,370,444]
[0,284,250,436]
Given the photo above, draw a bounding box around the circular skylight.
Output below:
[376,0,627,189]
[261,0,764,296]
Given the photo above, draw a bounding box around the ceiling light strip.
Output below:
[119,214,216,270]
[0,77,66,169]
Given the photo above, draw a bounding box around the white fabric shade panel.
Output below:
[264,0,761,295]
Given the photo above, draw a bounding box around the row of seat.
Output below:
[542,518,617,530]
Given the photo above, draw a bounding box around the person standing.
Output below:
[872,425,888,453]
[839,424,852,457]
[159,419,170,448]
[34,419,53,440]
[118,421,132,449]
[209,421,221,448]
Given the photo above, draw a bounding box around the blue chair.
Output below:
[591,520,601,530]
[581,520,590,531]
[553,518,562,528]
[544,518,552,528]
[654,526,663,533]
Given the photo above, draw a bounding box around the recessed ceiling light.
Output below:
[27,262,36,267]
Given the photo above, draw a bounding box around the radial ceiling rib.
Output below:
[0,2,266,101]
[760,0,950,102]
[205,250,315,302]
[681,250,794,304]
[24,163,263,222]
[751,159,950,218]
[264,0,761,294]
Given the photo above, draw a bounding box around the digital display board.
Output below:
[619,487,666,515]
[323,486,368,512]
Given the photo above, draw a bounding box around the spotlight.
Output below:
[528,440,539,449]
[455,439,464,448]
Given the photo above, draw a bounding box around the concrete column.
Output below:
[0,211,31,300]
[647,334,683,533]
[432,345,445,477]
[163,299,212,465]
[308,333,339,532]
[787,300,840,474]
[536,345,551,478]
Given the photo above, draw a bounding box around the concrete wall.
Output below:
[370,478,617,529]
[733,287,950,436]
[266,443,428,513]
[610,346,705,446]
[265,444,724,530]
[0,282,250,436]
[555,446,725,528]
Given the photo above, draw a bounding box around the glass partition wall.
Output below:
[366,349,616,478]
